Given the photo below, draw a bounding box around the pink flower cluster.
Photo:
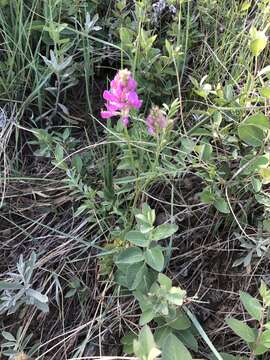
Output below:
[146,106,168,135]
[101,69,142,126]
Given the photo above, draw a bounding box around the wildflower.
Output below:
[146,106,168,135]
[101,69,142,126]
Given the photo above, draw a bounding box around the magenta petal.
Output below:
[159,117,167,128]
[117,103,127,110]
[122,117,129,126]
[127,91,139,106]
[135,99,143,109]
[127,92,142,109]
[101,110,114,119]
[112,87,124,98]
[103,90,118,102]
[127,78,137,91]
[146,115,154,126]
[111,79,118,89]
[127,91,137,102]
[100,70,142,122]
[148,126,155,135]
[110,99,126,110]
[107,103,119,111]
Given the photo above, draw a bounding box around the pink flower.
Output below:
[101,69,142,126]
[146,106,168,135]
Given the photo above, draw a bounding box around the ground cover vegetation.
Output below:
[1,0,270,359]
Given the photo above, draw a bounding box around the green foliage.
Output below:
[107,205,195,358]
[64,278,86,300]
[239,291,262,321]
[136,274,187,325]
[162,333,193,360]
[133,326,161,360]
[31,128,77,161]
[114,0,186,102]
[226,318,256,343]
[0,253,49,315]
[226,283,270,357]
[114,204,178,290]
[1,327,38,359]
[133,325,195,360]
[238,113,270,148]
[249,27,268,57]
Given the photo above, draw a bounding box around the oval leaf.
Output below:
[238,124,264,147]
[158,273,172,290]
[168,311,191,330]
[116,247,144,265]
[1,331,16,342]
[259,330,270,348]
[214,198,230,214]
[26,289,48,303]
[240,291,262,321]
[134,326,161,360]
[260,87,270,99]
[145,247,164,272]
[245,113,269,130]
[250,37,267,57]
[126,262,147,290]
[126,231,149,247]
[139,309,155,326]
[226,318,256,343]
[151,224,178,241]
[162,333,192,360]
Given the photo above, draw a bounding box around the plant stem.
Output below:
[250,302,265,360]
[123,126,141,217]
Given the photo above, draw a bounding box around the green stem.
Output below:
[152,134,162,172]
[132,135,164,215]
[132,1,146,76]
[123,126,141,218]
[124,126,136,173]
[250,301,266,360]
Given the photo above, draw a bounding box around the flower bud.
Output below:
[146,106,168,135]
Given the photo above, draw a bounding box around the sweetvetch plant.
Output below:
[225,281,270,359]
[111,204,197,358]
[114,203,178,289]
